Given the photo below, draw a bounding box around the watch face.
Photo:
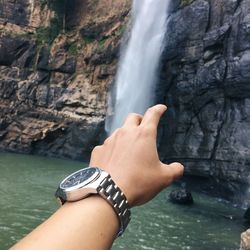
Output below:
[60,168,97,189]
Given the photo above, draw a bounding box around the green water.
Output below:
[0,153,245,250]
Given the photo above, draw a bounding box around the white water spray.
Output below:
[105,0,171,134]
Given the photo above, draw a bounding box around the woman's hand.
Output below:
[90,104,184,207]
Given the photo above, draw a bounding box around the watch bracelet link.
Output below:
[97,175,131,236]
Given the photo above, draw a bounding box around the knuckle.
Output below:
[103,138,110,145]
[116,127,126,137]
[126,113,141,120]
[128,112,137,117]
[139,125,154,137]
[91,145,102,156]
[110,128,119,137]
[133,113,142,118]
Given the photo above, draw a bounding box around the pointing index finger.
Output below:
[140,105,167,130]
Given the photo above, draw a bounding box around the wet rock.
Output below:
[164,0,209,61]
[240,229,250,250]
[169,188,194,205]
[157,0,250,206]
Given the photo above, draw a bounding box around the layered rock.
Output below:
[0,0,130,159]
[157,0,250,205]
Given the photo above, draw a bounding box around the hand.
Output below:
[90,104,184,207]
[10,105,184,250]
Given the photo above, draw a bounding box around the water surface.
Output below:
[0,153,245,250]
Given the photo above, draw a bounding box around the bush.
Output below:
[36,17,61,46]
[68,43,78,56]
[36,0,67,46]
[181,0,195,7]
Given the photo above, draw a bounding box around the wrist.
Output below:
[64,195,119,234]
[103,169,136,207]
[96,171,131,236]
[59,196,119,248]
[55,167,131,236]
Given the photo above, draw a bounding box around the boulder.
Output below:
[240,229,250,250]
[169,188,194,205]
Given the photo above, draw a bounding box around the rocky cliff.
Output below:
[0,0,249,205]
[0,0,130,159]
[157,0,250,205]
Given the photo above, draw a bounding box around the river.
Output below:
[0,153,245,250]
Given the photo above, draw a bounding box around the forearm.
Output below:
[11,196,119,250]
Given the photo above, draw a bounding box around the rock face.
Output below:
[240,230,250,250]
[156,0,250,205]
[0,0,130,160]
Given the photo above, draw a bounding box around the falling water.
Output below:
[105,0,170,134]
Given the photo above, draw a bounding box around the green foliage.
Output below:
[68,43,78,56]
[36,27,50,47]
[98,38,108,50]
[180,0,195,7]
[36,17,61,46]
[36,0,67,46]
[82,37,95,45]
[115,25,126,37]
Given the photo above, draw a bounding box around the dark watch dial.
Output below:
[60,168,97,189]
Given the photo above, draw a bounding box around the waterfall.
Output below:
[105,0,170,134]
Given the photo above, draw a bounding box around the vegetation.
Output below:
[115,24,126,37]
[98,38,108,50]
[68,43,78,56]
[36,17,62,46]
[37,0,67,46]
[82,37,95,45]
[180,0,195,7]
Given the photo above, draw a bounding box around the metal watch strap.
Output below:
[97,175,131,236]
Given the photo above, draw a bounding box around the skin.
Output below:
[11,104,184,250]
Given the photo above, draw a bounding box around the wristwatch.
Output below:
[55,167,131,236]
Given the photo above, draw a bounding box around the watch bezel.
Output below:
[59,167,100,191]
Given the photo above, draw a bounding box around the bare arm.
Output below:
[11,104,184,250]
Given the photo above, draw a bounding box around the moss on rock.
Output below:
[180,0,196,7]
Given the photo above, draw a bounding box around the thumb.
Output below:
[161,162,184,187]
